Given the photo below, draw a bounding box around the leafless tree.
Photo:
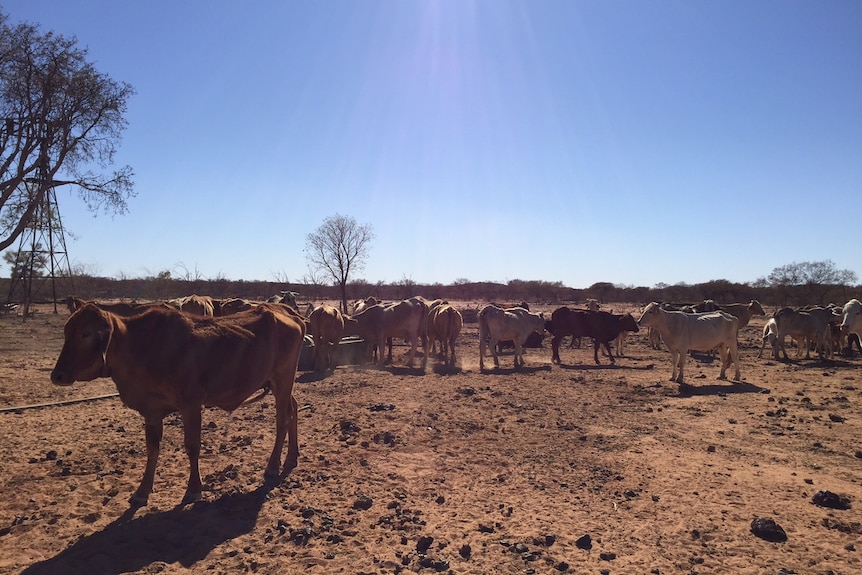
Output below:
[0,10,135,252]
[305,214,374,314]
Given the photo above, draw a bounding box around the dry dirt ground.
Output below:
[1,301,861,575]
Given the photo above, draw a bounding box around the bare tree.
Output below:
[768,260,857,305]
[0,11,135,252]
[305,214,374,313]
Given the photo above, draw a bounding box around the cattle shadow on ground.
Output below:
[676,381,768,397]
[297,370,331,383]
[478,365,552,376]
[773,358,855,369]
[20,486,272,575]
[430,363,462,376]
[555,362,657,372]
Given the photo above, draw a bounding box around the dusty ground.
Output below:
[1,301,861,575]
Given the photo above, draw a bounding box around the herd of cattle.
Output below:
[49,293,862,507]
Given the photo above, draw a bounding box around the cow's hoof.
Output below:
[181,491,202,506]
[129,492,149,508]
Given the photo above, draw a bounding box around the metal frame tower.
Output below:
[6,181,73,317]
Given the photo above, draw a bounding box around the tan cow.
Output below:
[478,304,545,370]
[344,298,428,369]
[308,304,345,372]
[715,300,765,329]
[427,303,462,367]
[172,294,215,317]
[50,303,306,507]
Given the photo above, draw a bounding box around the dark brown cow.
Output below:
[50,302,306,507]
[308,304,345,372]
[545,307,639,365]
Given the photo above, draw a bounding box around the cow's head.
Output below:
[51,304,113,386]
[637,302,660,328]
[841,299,862,334]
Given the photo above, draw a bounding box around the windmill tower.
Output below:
[6,181,74,317]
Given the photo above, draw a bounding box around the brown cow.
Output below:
[50,302,306,507]
[308,304,345,372]
[65,296,169,317]
[427,303,463,367]
[212,297,254,316]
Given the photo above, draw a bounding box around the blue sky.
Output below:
[2,1,860,289]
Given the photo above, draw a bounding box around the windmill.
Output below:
[5,179,74,318]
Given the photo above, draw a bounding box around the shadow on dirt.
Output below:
[478,365,552,375]
[677,381,769,397]
[21,486,272,575]
[555,362,657,371]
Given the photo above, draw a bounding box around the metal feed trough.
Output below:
[298,335,369,371]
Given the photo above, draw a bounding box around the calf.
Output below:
[309,304,345,372]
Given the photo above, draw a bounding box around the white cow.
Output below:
[841,299,862,343]
[773,306,838,361]
[478,304,545,370]
[758,317,779,358]
[638,302,741,385]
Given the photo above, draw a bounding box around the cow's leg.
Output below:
[131,416,164,506]
[551,335,563,364]
[180,407,204,504]
[267,389,299,481]
[406,335,418,368]
[448,336,456,367]
[717,344,728,379]
[420,330,429,370]
[676,349,688,384]
[513,341,524,368]
[479,334,486,370]
[729,343,741,380]
[491,338,500,368]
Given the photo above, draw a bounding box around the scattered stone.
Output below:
[416,535,434,554]
[478,523,495,533]
[575,533,592,550]
[555,561,570,572]
[829,413,846,423]
[459,544,472,559]
[369,403,395,412]
[812,490,851,510]
[750,517,787,542]
[599,551,616,561]
[458,387,476,396]
[339,419,360,433]
[353,495,373,511]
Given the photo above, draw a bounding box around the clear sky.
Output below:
[2,1,860,289]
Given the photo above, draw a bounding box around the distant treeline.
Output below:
[2,275,858,310]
